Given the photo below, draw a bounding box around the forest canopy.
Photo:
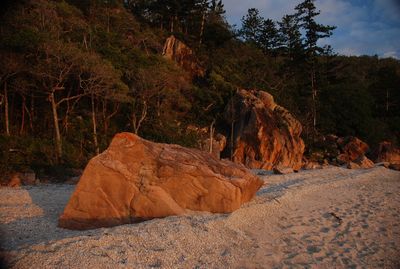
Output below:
[1,0,399,178]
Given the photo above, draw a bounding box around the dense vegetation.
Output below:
[1,0,399,178]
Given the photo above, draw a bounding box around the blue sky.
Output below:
[223,0,400,58]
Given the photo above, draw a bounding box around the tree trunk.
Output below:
[209,119,215,154]
[64,98,71,133]
[24,96,33,133]
[4,81,10,136]
[170,16,174,32]
[20,95,25,135]
[311,69,317,134]
[50,92,62,162]
[230,120,234,161]
[386,89,389,114]
[91,93,100,155]
[30,93,34,132]
[132,100,147,134]
[106,7,110,33]
[102,99,107,133]
[199,12,206,46]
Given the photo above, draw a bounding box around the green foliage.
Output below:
[295,0,335,56]
[0,0,399,180]
[0,135,57,176]
[1,28,42,52]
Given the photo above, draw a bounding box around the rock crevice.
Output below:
[224,89,305,170]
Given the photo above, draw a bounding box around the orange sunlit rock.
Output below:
[59,133,263,230]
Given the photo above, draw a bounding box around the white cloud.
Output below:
[223,0,400,58]
[383,51,398,59]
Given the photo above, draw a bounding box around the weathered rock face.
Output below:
[337,136,369,162]
[59,133,263,230]
[302,161,323,170]
[162,35,204,77]
[374,141,400,164]
[273,166,294,175]
[347,156,375,169]
[389,163,400,171]
[7,174,22,188]
[224,89,305,171]
[5,172,37,187]
[186,125,227,159]
[305,135,375,169]
[199,134,227,159]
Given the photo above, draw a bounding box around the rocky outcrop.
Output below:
[273,166,294,175]
[302,160,324,170]
[335,136,375,169]
[347,156,375,169]
[59,133,263,230]
[186,125,227,159]
[5,172,37,187]
[306,135,375,169]
[389,163,400,171]
[199,134,227,159]
[224,89,305,171]
[162,35,205,77]
[372,141,400,171]
[373,141,400,164]
[337,136,369,163]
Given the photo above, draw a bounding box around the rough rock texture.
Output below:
[338,136,369,162]
[224,89,305,170]
[7,174,22,188]
[59,133,263,230]
[389,163,400,171]
[374,141,400,164]
[375,162,390,168]
[347,156,375,169]
[306,135,374,169]
[187,125,227,159]
[162,35,204,77]
[200,134,227,159]
[302,161,323,170]
[273,166,294,175]
[5,172,36,187]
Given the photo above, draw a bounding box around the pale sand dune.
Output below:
[1,166,399,268]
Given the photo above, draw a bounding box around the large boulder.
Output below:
[224,89,305,171]
[162,35,205,77]
[59,133,263,230]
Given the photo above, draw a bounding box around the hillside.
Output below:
[1,0,399,178]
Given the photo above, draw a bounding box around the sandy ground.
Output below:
[0,166,399,268]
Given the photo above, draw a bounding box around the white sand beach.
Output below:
[1,166,399,268]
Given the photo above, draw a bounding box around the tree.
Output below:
[240,9,281,55]
[294,0,335,134]
[197,0,210,45]
[240,8,263,45]
[0,53,24,136]
[258,18,279,54]
[277,14,303,60]
[295,0,335,57]
[79,52,128,155]
[33,42,87,162]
